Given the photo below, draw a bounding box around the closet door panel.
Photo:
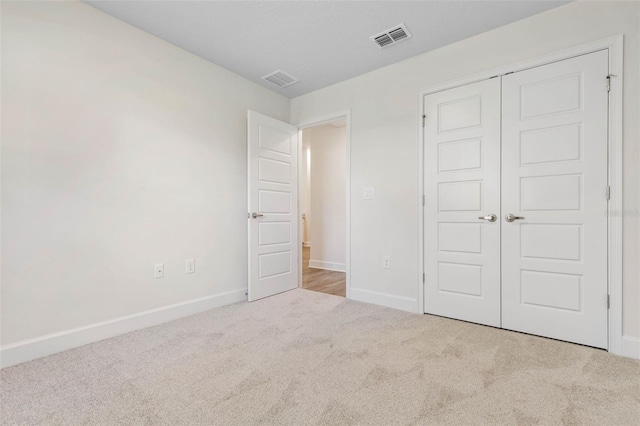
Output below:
[501,50,609,348]
[423,78,501,327]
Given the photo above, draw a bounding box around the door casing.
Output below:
[418,36,625,356]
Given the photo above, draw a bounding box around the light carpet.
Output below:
[1,289,639,425]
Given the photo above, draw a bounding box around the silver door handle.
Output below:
[478,214,497,222]
[505,213,525,222]
[251,212,264,219]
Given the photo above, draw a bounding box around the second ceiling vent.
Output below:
[371,23,412,48]
[261,70,299,88]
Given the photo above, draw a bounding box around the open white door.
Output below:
[248,111,299,301]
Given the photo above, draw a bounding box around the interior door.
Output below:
[501,50,609,348]
[248,111,299,301]
[424,78,501,327]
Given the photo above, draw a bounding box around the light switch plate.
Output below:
[186,259,195,274]
[363,187,375,200]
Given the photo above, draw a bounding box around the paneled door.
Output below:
[247,111,299,301]
[501,50,609,348]
[424,78,501,327]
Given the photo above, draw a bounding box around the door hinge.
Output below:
[422,194,425,206]
[607,294,610,309]
[422,114,426,128]
[606,74,616,92]
[422,273,425,283]
[606,186,611,201]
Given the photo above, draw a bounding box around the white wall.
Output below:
[291,1,640,341]
[301,141,311,245]
[1,1,289,360]
[304,124,347,271]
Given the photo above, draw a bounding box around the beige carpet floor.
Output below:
[1,289,639,425]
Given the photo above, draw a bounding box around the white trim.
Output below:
[350,287,417,313]
[296,110,351,129]
[418,35,630,358]
[0,289,246,368]
[297,126,304,292]
[417,79,425,315]
[295,110,351,299]
[605,36,625,358]
[308,260,346,273]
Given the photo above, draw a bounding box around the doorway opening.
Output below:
[299,118,348,297]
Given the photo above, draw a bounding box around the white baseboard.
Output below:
[0,288,247,369]
[308,260,346,272]
[349,287,418,313]
[617,335,640,360]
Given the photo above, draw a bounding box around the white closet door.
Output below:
[501,50,609,348]
[424,78,501,327]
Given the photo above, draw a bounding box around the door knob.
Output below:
[478,214,497,222]
[505,213,525,222]
[251,212,264,219]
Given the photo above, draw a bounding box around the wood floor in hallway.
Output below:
[302,246,346,297]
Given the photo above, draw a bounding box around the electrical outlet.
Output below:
[186,259,195,274]
[154,263,164,278]
[383,255,391,269]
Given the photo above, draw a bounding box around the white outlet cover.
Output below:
[154,263,164,278]
[383,256,391,269]
[363,187,375,200]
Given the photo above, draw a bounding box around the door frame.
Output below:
[417,35,626,356]
[295,110,352,298]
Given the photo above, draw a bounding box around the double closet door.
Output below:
[423,50,609,349]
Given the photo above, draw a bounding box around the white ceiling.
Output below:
[85,1,570,98]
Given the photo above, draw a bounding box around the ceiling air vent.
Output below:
[261,70,299,88]
[371,24,412,48]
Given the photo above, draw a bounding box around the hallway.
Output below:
[302,246,346,297]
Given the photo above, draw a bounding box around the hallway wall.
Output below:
[302,124,347,272]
